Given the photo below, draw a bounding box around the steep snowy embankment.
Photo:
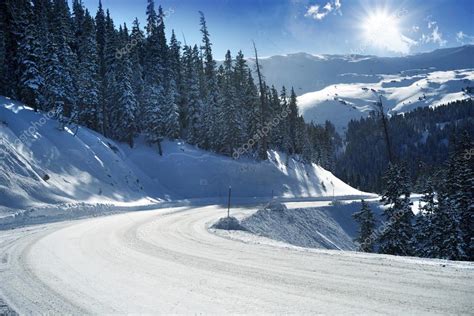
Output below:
[0,96,364,217]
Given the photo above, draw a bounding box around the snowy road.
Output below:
[0,205,473,314]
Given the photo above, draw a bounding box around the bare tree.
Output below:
[252,41,268,160]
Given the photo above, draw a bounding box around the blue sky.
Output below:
[79,0,474,58]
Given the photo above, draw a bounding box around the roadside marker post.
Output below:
[227,186,231,218]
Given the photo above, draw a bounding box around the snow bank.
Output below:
[0,96,365,222]
[211,216,247,231]
[240,201,383,250]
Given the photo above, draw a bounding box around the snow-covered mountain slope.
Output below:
[249,45,474,96]
[0,96,363,214]
[298,68,474,132]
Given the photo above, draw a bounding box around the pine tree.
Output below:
[16,1,44,111]
[76,9,99,130]
[46,0,77,119]
[199,11,219,150]
[95,0,106,132]
[169,30,184,129]
[454,131,474,260]
[115,53,138,147]
[102,9,118,136]
[1,0,21,98]
[288,88,298,154]
[142,0,167,151]
[353,199,376,252]
[129,18,145,131]
[430,189,466,260]
[183,44,204,145]
[220,50,240,156]
[378,164,414,256]
[243,69,260,146]
[232,50,249,145]
[413,179,436,257]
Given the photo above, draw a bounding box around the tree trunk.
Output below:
[253,41,268,160]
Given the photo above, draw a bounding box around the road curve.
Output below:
[0,205,473,314]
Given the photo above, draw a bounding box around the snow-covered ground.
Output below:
[0,96,365,219]
[238,200,383,250]
[249,45,474,96]
[298,68,474,132]
[0,203,472,314]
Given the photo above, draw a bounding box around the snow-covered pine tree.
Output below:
[232,50,249,145]
[42,37,69,128]
[32,0,52,110]
[413,179,437,257]
[278,87,292,154]
[71,0,84,53]
[163,78,180,139]
[243,69,260,148]
[95,0,106,132]
[0,0,25,98]
[199,11,220,151]
[45,0,77,119]
[16,1,44,112]
[267,85,280,148]
[169,30,184,130]
[431,138,470,260]
[353,199,376,252]
[220,50,240,156]
[152,11,180,140]
[454,131,474,260]
[378,164,414,256]
[430,189,466,260]
[288,88,298,155]
[183,44,205,145]
[142,0,167,151]
[301,123,314,163]
[115,52,138,147]
[129,18,145,132]
[76,9,100,130]
[102,9,118,136]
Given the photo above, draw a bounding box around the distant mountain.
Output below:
[248,45,474,132]
[249,45,474,95]
[299,68,474,132]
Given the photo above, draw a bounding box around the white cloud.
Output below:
[305,0,342,21]
[420,19,447,47]
[456,31,474,45]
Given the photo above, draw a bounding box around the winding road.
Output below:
[0,204,473,314]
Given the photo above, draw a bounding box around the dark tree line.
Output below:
[337,98,474,193]
[0,0,337,166]
[354,131,473,261]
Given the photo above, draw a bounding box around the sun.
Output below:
[362,10,400,49]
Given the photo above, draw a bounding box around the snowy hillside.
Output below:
[0,96,363,214]
[250,45,474,95]
[298,68,474,132]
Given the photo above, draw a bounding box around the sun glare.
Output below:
[363,10,400,50]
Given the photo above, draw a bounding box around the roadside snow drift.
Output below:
[240,201,382,250]
[0,96,363,215]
